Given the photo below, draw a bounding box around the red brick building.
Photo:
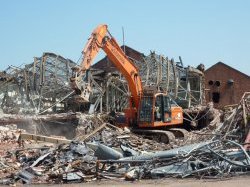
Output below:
[205,62,250,108]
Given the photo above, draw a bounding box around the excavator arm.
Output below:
[71,24,143,109]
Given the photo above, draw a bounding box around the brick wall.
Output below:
[205,62,250,108]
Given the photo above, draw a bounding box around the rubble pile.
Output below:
[0,125,24,156]
[0,125,20,142]
[76,117,173,151]
[0,93,248,185]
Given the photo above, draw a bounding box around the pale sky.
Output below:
[0,0,249,75]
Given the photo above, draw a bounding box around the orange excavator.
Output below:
[71,24,186,143]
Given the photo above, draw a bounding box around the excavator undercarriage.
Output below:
[132,128,188,144]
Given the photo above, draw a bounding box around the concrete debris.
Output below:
[0,92,249,184]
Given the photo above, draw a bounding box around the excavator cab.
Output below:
[138,93,183,128]
[154,94,172,123]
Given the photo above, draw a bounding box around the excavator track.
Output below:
[132,128,189,144]
[168,128,189,140]
[132,129,175,144]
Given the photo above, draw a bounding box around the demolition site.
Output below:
[0,24,250,185]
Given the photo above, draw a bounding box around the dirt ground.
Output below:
[27,176,250,187]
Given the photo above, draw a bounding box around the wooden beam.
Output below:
[19,133,71,144]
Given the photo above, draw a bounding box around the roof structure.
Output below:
[205,61,250,78]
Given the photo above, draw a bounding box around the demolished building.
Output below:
[0,52,76,114]
[87,47,205,114]
[0,48,211,138]
[0,48,205,116]
[0,48,249,185]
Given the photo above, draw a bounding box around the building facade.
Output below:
[205,62,250,108]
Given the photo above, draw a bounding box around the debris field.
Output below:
[0,92,249,185]
[0,24,250,185]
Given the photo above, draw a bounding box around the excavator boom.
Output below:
[71,24,143,109]
[80,25,108,71]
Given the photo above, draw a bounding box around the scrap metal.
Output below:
[0,52,76,114]
[0,92,249,184]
